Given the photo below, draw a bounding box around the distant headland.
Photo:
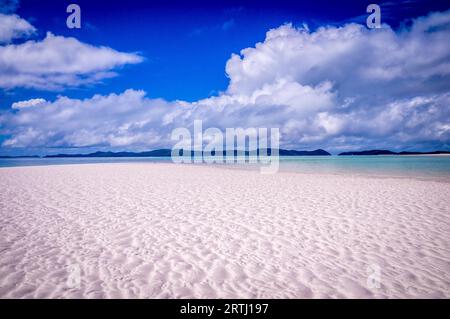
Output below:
[338,150,450,156]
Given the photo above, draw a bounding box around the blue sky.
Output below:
[0,0,449,155]
[7,0,448,102]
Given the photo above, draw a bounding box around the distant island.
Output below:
[339,150,450,156]
[44,148,331,158]
[45,149,173,158]
[2,149,449,158]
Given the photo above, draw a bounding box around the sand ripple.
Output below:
[0,163,449,298]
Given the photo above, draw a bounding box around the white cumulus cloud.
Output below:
[0,32,143,90]
[0,13,35,43]
[0,14,143,90]
[11,98,47,109]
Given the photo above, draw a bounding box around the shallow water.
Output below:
[278,155,450,180]
[1,155,449,180]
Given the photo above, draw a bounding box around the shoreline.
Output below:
[1,161,449,183]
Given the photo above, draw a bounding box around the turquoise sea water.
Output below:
[278,155,450,180]
[1,156,449,180]
[0,157,171,168]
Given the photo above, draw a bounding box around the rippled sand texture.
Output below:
[0,163,449,298]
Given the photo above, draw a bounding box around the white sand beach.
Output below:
[0,163,449,298]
